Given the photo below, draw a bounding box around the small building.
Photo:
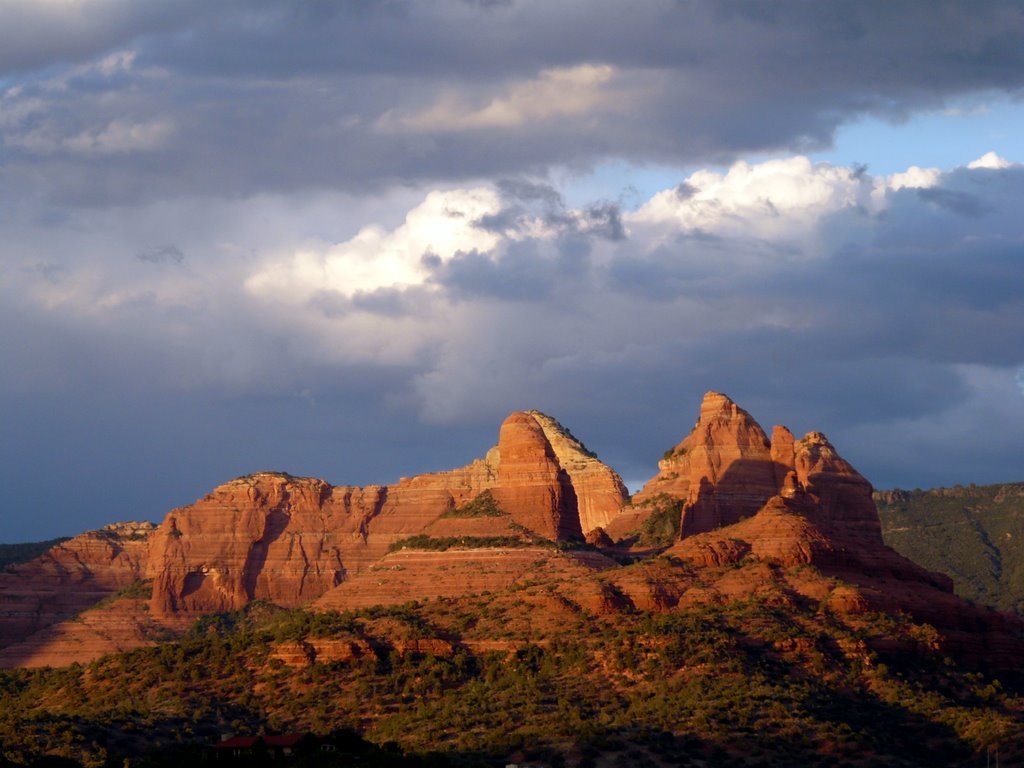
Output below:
[211,734,304,760]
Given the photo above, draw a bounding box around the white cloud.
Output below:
[631,156,881,234]
[886,165,942,191]
[245,187,504,299]
[967,151,1012,170]
[625,156,888,260]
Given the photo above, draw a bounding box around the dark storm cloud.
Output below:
[3,1,1024,204]
[915,187,994,218]
[0,1,198,77]
[428,241,591,302]
[136,244,185,265]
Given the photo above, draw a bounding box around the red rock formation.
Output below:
[146,474,388,617]
[632,392,778,536]
[793,431,882,543]
[8,392,1021,674]
[491,413,583,540]
[268,637,374,668]
[314,547,617,611]
[0,595,163,669]
[0,522,155,652]
[627,392,887,545]
[527,411,629,533]
[147,411,624,620]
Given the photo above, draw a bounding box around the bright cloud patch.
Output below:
[967,151,1012,170]
[245,188,503,299]
[243,154,1024,306]
[630,156,883,248]
[886,166,942,191]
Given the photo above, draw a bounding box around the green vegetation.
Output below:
[0,592,1021,767]
[527,410,600,459]
[661,445,687,462]
[0,538,69,571]
[93,580,154,609]
[438,491,506,519]
[386,534,595,554]
[876,482,1024,613]
[635,494,683,547]
[387,535,537,553]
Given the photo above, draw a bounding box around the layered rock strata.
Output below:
[146,411,626,619]
[0,523,155,651]
[314,547,617,611]
[0,596,162,669]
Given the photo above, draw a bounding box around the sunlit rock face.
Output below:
[0,523,154,652]
[145,411,626,619]
[632,391,882,543]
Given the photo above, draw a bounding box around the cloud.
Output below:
[630,156,883,250]
[244,188,504,300]
[968,151,1012,170]
[136,244,185,265]
[887,166,942,191]
[1,163,1022,542]
[379,64,623,132]
[3,2,1024,205]
[915,187,993,218]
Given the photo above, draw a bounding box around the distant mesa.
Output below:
[1,392,1022,672]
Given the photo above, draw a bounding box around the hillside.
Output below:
[877,483,1024,614]
[1,592,1022,768]
[0,538,70,571]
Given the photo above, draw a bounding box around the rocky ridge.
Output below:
[2,393,1022,673]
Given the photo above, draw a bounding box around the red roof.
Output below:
[213,735,303,749]
[214,736,258,749]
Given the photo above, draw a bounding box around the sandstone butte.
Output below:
[1,393,1022,670]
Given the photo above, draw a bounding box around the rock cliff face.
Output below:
[146,474,387,617]
[0,595,163,669]
[631,391,882,543]
[146,411,625,619]
[491,413,583,541]
[526,411,630,533]
[0,523,155,652]
[632,392,779,537]
[616,392,1023,666]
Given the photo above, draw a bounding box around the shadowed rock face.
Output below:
[527,411,630,533]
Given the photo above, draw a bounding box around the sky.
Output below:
[2,1,1024,542]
